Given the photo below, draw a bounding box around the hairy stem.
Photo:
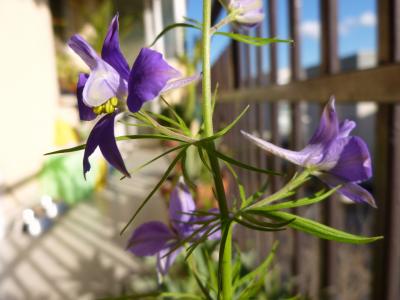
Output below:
[202,0,232,298]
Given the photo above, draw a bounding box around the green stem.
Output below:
[210,12,236,35]
[201,1,232,298]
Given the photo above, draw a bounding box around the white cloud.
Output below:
[360,11,376,27]
[300,21,321,39]
[339,10,376,35]
[300,10,376,39]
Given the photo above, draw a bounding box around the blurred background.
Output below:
[0,0,399,299]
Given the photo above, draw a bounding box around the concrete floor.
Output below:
[0,146,170,300]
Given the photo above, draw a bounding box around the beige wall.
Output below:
[0,0,59,184]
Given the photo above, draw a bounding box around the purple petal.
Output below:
[82,60,125,107]
[318,173,377,207]
[127,48,181,112]
[101,14,130,81]
[161,74,201,93]
[308,96,339,146]
[193,208,221,240]
[328,136,372,182]
[157,245,183,275]
[230,0,264,29]
[68,35,100,69]
[169,182,196,235]
[241,131,310,166]
[338,119,356,138]
[83,112,130,178]
[76,73,96,121]
[127,221,174,256]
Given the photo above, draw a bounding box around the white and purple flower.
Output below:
[242,97,376,207]
[127,182,220,275]
[225,0,264,29]
[68,14,197,178]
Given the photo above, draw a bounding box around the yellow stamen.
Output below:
[92,97,118,115]
[105,101,115,114]
[93,105,103,115]
[110,97,118,107]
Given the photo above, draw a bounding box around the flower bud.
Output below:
[226,0,264,29]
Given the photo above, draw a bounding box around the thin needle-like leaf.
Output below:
[150,23,200,47]
[120,149,186,235]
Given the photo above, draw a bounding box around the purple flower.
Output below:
[241,97,376,207]
[127,182,220,275]
[226,0,264,29]
[68,14,197,178]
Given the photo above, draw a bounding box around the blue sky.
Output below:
[186,0,376,70]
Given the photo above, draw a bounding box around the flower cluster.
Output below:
[242,97,376,207]
[127,181,220,275]
[69,14,197,178]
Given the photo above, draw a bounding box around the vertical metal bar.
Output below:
[243,40,253,192]
[373,1,400,299]
[319,0,340,298]
[288,0,303,292]
[268,0,281,192]
[255,25,266,185]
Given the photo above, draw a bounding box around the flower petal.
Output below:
[229,0,264,29]
[82,60,125,107]
[83,112,130,178]
[127,221,174,256]
[338,119,356,138]
[101,14,130,81]
[193,209,221,240]
[318,173,377,207]
[241,131,309,166]
[127,48,181,112]
[308,96,339,146]
[329,136,372,182]
[68,35,100,69]
[169,181,196,235]
[157,245,183,275]
[76,73,96,121]
[161,74,201,94]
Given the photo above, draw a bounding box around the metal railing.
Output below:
[210,0,400,299]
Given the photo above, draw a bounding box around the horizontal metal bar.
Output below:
[217,63,400,103]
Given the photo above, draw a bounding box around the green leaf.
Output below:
[120,149,186,235]
[245,180,270,206]
[125,143,187,177]
[217,220,232,299]
[150,22,200,47]
[233,216,286,232]
[211,82,219,115]
[98,292,160,300]
[257,210,383,244]
[161,293,203,299]
[192,272,214,300]
[240,213,294,229]
[160,96,190,134]
[236,241,278,288]
[214,32,293,46]
[45,134,185,156]
[247,188,338,212]
[181,151,198,191]
[202,247,219,292]
[183,16,202,26]
[199,105,249,144]
[145,110,183,129]
[213,149,280,176]
[223,161,246,207]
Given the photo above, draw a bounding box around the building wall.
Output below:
[0,0,59,184]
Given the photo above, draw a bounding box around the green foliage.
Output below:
[214,32,293,46]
